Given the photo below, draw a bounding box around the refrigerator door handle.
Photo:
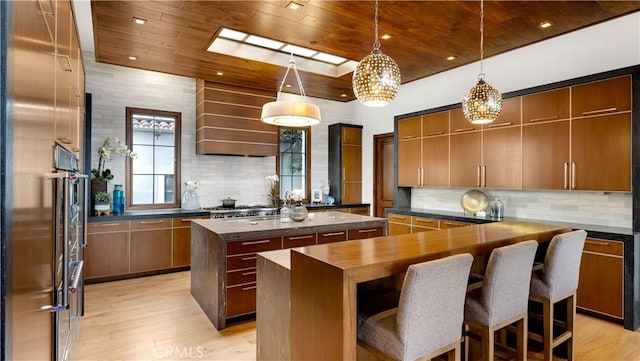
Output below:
[68,260,84,294]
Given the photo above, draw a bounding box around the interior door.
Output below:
[374,133,395,218]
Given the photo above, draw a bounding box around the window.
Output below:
[278,127,310,201]
[125,107,181,210]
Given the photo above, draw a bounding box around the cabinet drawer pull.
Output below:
[416,219,435,224]
[454,127,475,132]
[585,240,610,247]
[400,135,418,140]
[582,107,617,116]
[564,163,569,189]
[242,285,257,291]
[241,271,257,276]
[529,115,558,123]
[357,228,378,233]
[140,220,164,224]
[488,122,512,128]
[322,232,345,237]
[56,53,73,72]
[94,223,121,227]
[180,219,193,222]
[443,222,458,226]
[426,132,443,136]
[288,235,314,241]
[241,256,257,261]
[390,215,408,220]
[241,239,271,246]
[571,162,576,190]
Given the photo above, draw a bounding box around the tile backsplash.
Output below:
[412,188,631,228]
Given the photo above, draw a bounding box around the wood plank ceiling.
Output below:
[91,1,640,102]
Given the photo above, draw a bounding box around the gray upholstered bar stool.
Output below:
[528,230,587,361]
[464,240,538,361]
[357,253,474,361]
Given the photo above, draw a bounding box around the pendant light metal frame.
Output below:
[462,0,503,125]
[352,0,401,107]
[261,55,321,127]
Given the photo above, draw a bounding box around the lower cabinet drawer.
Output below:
[227,253,258,270]
[283,233,316,248]
[227,268,257,286]
[227,236,281,255]
[388,222,411,236]
[318,230,347,244]
[226,283,257,317]
[348,227,385,240]
[440,220,470,229]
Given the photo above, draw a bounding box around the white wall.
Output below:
[85,58,353,207]
[352,12,640,227]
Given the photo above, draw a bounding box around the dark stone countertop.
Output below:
[88,208,211,223]
[191,211,386,242]
[303,202,370,210]
[385,207,633,242]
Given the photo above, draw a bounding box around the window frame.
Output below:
[277,126,311,203]
[125,107,182,210]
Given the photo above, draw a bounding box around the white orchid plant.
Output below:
[91,136,136,181]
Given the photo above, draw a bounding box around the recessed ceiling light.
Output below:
[216,71,223,76]
[285,84,292,88]
[380,34,391,40]
[129,56,137,60]
[446,56,456,61]
[133,17,146,25]
[286,2,303,10]
[218,28,248,42]
[539,21,553,29]
[341,94,347,98]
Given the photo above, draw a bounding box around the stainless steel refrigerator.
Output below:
[1,1,87,360]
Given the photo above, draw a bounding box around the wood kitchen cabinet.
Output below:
[411,216,439,233]
[387,213,412,235]
[450,98,522,189]
[571,76,631,117]
[571,113,631,191]
[130,219,172,272]
[172,216,209,267]
[577,238,624,319]
[329,124,362,204]
[85,221,130,279]
[522,88,571,190]
[398,112,449,187]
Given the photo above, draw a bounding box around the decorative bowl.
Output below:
[460,190,489,214]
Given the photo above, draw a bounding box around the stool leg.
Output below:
[481,327,494,361]
[543,299,553,361]
[516,316,528,361]
[566,294,576,361]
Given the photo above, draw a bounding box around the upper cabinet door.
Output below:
[522,88,570,124]
[571,76,631,117]
[449,132,482,188]
[422,111,449,136]
[491,96,522,126]
[522,120,570,190]
[397,116,421,140]
[571,113,631,192]
[450,108,481,133]
[482,126,522,189]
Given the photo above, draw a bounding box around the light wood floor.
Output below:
[76,271,640,361]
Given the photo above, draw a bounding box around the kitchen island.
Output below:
[190,211,386,329]
[286,221,571,360]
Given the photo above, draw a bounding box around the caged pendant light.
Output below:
[462,0,502,125]
[261,55,322,127]
[352,0,401,107]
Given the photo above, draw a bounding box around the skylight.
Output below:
[208,27,358,77]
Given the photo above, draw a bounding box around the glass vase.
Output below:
[182,189,200,210]
[290,202,308,222]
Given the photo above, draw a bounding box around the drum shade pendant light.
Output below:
[462,0,502,124]
[261,55,321,127]
[352,0,401,106]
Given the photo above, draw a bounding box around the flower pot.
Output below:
[182,189,200,210]
[94,203,110,216]
[91,179,108,210]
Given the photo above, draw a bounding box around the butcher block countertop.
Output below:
[191,211,386,241]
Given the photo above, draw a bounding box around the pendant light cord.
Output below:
[372,0,381,50]
[276,54,307,101]
[479,0,485,80]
